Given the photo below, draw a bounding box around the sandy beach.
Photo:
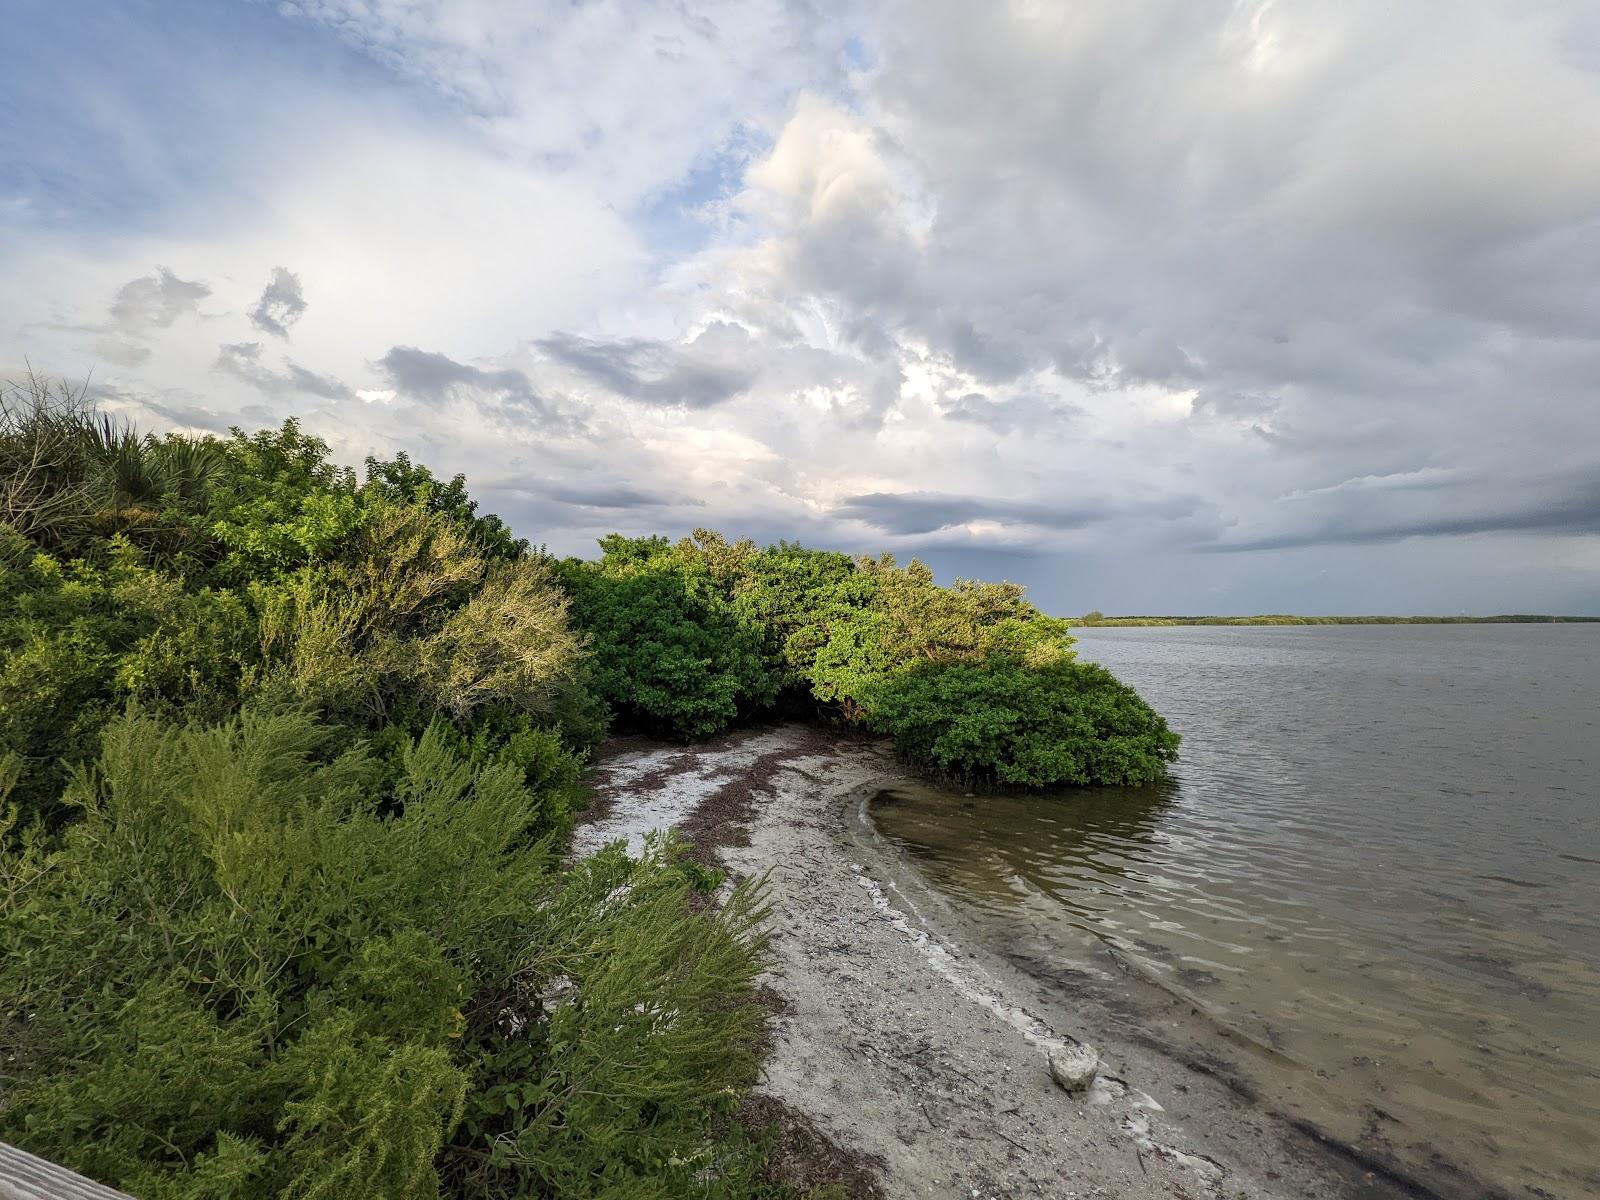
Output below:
[574,725,1420,1200]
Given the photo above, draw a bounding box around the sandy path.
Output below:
[578,726,1408,1200]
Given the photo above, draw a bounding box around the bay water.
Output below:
[871,625,1600,1198]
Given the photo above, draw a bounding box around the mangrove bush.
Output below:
[558,531,1177,787]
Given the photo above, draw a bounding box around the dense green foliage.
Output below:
[559,531,1177,787]
[554,536,778,739]
[0,712,769,1198]
[0,377,594,822]
[864,659,1180,786]
[0,380,784,1198]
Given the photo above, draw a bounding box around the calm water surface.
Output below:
[870,626,1600,1199]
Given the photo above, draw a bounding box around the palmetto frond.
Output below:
[150,438,227,505]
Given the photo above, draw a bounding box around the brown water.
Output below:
[870,625,1600,1199]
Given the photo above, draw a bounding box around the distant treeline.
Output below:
[1076,612,1600,626]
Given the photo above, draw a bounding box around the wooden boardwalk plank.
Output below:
[0,1142,134,1200]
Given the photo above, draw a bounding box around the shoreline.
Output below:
[577,724,1457,1200]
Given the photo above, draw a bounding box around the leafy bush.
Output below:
[555,527,1170,787]
[447,837,768,1198]
[556,535,779,739]
[363,450,528,560]
[732,541,864,680]
[0,538,261,817]
[414,558,584,719]
[0,403,593,823]
[863,657,1179,787]
[0,710,770,1199]
[206,420,364,584]
[405,706,588,842]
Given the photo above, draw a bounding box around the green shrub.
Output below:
[414,558,584,719]
[1,386,1172,1200]
[553,527,1176,786]
[0,710,484,1193]
[0,710,769,1199]
[556,537,779,739]
[446,836,769,1198]
[863,657,1179,787]
[362,450,528,560]
[206,420,364,584]
[732,542,865,681]
[324,497,487,638]
[405,705,589,842]
[0,624,114,817]
[0,540,282,820]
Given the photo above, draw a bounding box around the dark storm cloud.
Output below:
[376,345,556,416]
[215,342,353,401]
[283,363,353,401]
[835,490,1195,537]
[542,482,697,509]
[735,0,1600,587]
[9,1,1600,615]
[536,334,656,394]
[538,321,759,408]
[247,267,308,338]
[853,1,1600,401]
[1212,471,1600,552]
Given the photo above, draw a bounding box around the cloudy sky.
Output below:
[5,0,1600,614]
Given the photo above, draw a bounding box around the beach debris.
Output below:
[538,974,579,1013]
[1047,1042,1100,1092]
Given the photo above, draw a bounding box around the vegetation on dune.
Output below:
[0,377,788,1198]
[0,381,595,825]
[0,711,770,1199]
[0,374,1174,1196]
[553,535,779,740]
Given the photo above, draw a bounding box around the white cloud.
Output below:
[5,0,1600,612]
[273,0,856,207]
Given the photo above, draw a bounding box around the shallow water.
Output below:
[870,625,1600,1199]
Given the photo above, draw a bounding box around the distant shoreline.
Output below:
[1075,613,1600,626]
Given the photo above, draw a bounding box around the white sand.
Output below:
[577,726,1404,1200]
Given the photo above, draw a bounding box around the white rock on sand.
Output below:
[1047,1043,1100,1093]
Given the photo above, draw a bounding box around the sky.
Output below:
[4,0,1600,615]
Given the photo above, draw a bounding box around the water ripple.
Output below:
[873,624,1600,1200]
